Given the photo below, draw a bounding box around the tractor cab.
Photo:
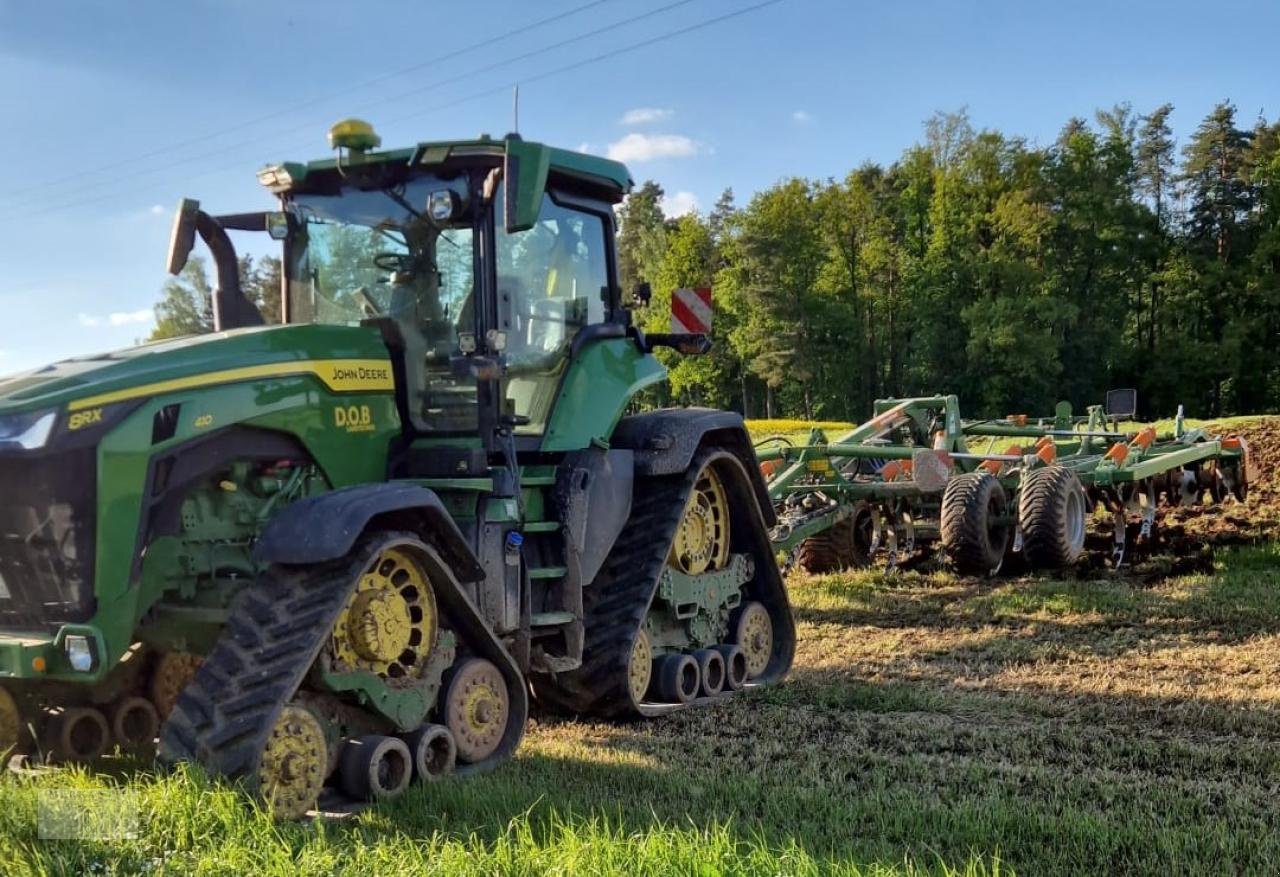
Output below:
[171,120,634,457]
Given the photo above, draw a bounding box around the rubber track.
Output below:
[158,555,356,786]
[1019,466,1082,569]
[532,458,700,717]
[940,472,1006,575]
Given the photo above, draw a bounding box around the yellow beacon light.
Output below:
[328,118,381,153]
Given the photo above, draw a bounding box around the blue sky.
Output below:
[0,0,1275,373]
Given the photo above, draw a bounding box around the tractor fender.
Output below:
[611,408,776,526]
[252,482,485,582]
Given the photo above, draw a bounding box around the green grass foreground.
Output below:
[7,542,1280,874]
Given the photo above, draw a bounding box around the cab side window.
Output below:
[496,193,612,433]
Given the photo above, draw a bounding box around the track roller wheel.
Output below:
[338,735,413,802]
[0,687,25,759]
[149,651,203,721]
[46,707,110,764]
[1019,465,1087,570]
[693,648,725,696]
[109,696,159,753]
[402,724,456,782]
[654,654,700,704]
[627,628,654,707]
[796,502,875,573]
[732,601,773,680]
[715,645,748,691]
[257,704,327,820]
[941,472,1011,576]
[443,658,510,764]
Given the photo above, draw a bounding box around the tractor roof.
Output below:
[258,131,634,203]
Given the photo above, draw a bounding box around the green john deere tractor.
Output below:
[0,119,793,817]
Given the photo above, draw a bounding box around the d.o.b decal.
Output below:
[334,405,376,434]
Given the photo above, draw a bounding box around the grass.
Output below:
[7,543,1280,874]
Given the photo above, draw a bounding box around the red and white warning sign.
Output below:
[671,286,712,334]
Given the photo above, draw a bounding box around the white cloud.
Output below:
[79,309,153,328]
[576,142,595,155]
[149,204,166,215]
[619,107,673,126]
[792,110,814,124]
[109,309,153,327]
[606,133,703,163]
[661,191,700,218]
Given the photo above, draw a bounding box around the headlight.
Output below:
[0,409,56,450]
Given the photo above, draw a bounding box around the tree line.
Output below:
[623,101,1280,420]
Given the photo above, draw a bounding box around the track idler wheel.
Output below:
[443,658,511,764]
[627,628,654,706]
[715,645,748,691]
[732,601,774,680]
[1019,465,1087,570]
[257,704,328,820]
[941,472,1011,576]
[654,654,700,704]
[693,648,726,696]
[0,687,26,759]
[109,696,160,753]
[46,707,110,764]
[402,724,456,782]
[338,735,413,803]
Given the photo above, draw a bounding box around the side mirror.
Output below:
[166,198,201,275]
[633,282,652,307]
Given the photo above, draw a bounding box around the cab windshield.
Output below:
[287,175,475,345]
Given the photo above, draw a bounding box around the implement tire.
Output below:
[1019,465,1087,570]
[796,503,874,573]
[941,472,1010,576]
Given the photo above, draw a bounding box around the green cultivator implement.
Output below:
[0,120,794,817]
[761,393,1254,576]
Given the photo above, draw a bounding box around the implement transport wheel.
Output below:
[444,658,510,764]
[733,601,773,680]
[627,628,654,706]
[654,654,700,704]
[1019,465,1088,570]
[47,707,110,764]
[403,724,456,782]
[941,472,1011,576]
[338,735,413,802]
[149,651,203,721]
[796,502,875,573]
[669,465,732,574]
[257,704,327,820]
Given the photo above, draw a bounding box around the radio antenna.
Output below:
[512,85,520,136]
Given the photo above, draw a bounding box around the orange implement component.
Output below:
[1036,443,1057,464]
[881,461,902,481]
[1132,427,1156,450]
[1223,436,1243,450]
[1006,414,1028,426]
[1104,442,1129,465]
[979,459,1003,475]
[759,459,780,480]
[1035,435,1054,450]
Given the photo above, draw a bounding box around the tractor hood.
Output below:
[0,323,393,418]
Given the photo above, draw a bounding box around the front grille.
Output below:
[0,449,97,630]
